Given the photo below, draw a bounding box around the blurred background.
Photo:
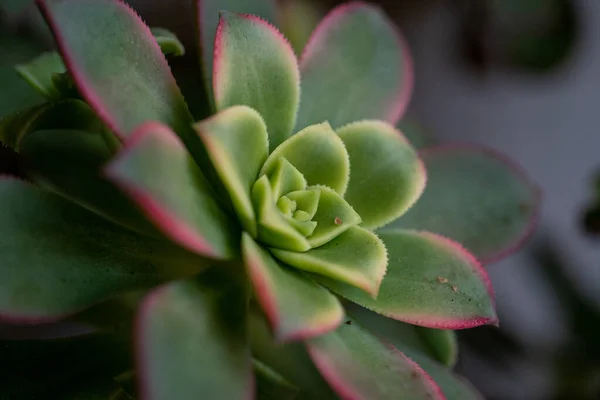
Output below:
[1,0,599,399]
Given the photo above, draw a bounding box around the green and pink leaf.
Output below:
[317,230,497,329]
[242,233,343,342]
[389,144,540,263]
[305,318,445,400]
[105,122,238,260]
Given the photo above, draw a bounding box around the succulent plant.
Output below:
[0,0,540,398]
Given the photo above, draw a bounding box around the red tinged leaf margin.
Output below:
[37,0,194,139]
[105,122,238,260]
[242,233,344,342]
[136,268,253,400]
[316,230,498,330]
[391,144,541,264]
[296,1,413,129]
[213,11,300,150]
[305,318,446,400]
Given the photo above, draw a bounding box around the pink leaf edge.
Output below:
[213,11,300,105]
[389,231,498,330]
[244,246,343,343]
[36,0,179,138]
[104,121,220,259]
[306,335,446,400]
[419,143,542,265]
[300,1,414,124]
[135,284,256,400]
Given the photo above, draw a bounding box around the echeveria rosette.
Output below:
[0,0,537,399]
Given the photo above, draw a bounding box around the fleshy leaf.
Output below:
[248,308,339,399]
[404,352,482,400]
[337,120,426,230]
[0,99,106,152]
[196,105,269,237]
[389,145,540,263]
[307,185,361,247]
[214,11,300,150]
[15,51,65,99]
[286,189,320,219]
[106,122,238,259]
[415,327,458,368]
[253,359,299,400]
[305,317,444,400]
[21,129,157,234]
[242,233,343,342]
[37,0,194,139]
[349,305,482,400]
[268,157,307,199]
[0,104,50,150]
[197,0,276,104]
[261,122,349,194]
[272,226,386,297]
[150,27,185,56]
[252,175,311,252]
[296,2,413,130]
[0,178,205,323]
[319,230,497,329]
[137,268,252,400]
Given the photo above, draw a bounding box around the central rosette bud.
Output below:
[252,156,361,252]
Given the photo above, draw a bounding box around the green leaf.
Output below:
[349,305,482,400]
[389,145,540,263]
[252,175,311,252]
[106,122,238,260]
[0,178,204,322]
[0,66,44,119]
[296,2,413,130]
[320,230,498,329]
[254,359,299,400]
[15,51,65,99]
[403,352,483,400]
[150,27,185,56]
[21,128,157,234]
[273,226,387,296]
[0,103,50,150]
[197,0,276,105]
[137,268,252,400]
[196,105,269,237]
[414,327,458,368]
[261,122,349,194]
[37,0,194,139]
[305,317,444,400]
[242,233,343,342]
[213,11,300,150]
[0,99,106,152]
[306,185,361,247]
[248,308,338,399]
[337,120,425,230]
[268,157,308,199]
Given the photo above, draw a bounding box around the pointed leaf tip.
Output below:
[242,233,344,342]
[105,122,237,260]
